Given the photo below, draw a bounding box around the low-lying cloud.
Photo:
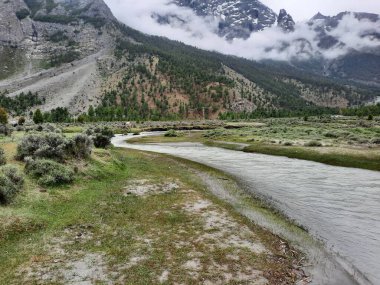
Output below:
[105,0,380,61]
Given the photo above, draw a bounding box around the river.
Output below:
[112,133,380,285]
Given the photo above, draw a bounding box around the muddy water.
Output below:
[112,134,380,285]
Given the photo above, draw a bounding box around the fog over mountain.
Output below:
[260,0,380,21]
[104,0,380,62]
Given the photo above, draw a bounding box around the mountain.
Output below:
[154,1,380,86]
[0,0,378,121]
[170,0,277,39]
[305,12,380,85]
[155,0,296,38]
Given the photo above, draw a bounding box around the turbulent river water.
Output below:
[112,133,380,285]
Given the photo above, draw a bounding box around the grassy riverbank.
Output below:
[129,117,380,171]
[0,133,305,284]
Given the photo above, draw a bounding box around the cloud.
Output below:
[260,0,380,21]
[105,0,380,62]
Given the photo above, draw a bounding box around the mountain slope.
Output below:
[172,0,277,39]
[0,0,378,120]
[153,0,380,86]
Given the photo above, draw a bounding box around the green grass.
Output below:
[129,117,380,171]
[0,140,301,284]
[243,143,380,171]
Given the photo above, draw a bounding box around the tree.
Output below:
[77,114,86,123]
[0,107,8,125]
[88,105,95,119]
[33,109,44,124]
[18,116,26,125]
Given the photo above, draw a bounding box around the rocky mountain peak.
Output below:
[311,12,329,21]
[277,9,295,32]
[170,0,278,39]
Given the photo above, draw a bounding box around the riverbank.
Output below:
[128,117,380,171]
[117,134,379,284]
[0,136,306,284]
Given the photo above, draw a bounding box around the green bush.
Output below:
[304,140,323,147]
[25,159,74,186]
[88,127,114,148]
[16,132,68,161]
[164,129,179,137]
[66,134,93,159]
[0,166,24,204]
[15,9,30,20]
[17,132,93,161]
[0,148,6,165]
[324,131,339,138]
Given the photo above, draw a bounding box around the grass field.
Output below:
[0,132,305,284]
[129,117,380,171]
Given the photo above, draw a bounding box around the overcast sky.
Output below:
[260,0,380,21]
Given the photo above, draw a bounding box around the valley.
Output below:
[0,0,379,284]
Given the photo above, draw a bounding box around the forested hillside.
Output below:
[0,0,378,121]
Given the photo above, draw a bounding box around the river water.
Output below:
[112,133,380,285]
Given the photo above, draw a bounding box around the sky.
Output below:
[104,0,380,61]
[260,0,380,21]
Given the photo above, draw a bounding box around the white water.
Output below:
[113,133,380,285]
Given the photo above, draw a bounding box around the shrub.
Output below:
[324,131,339,138]
[0,124,12,136]
[0,107,8,124]
[304,140,322,147]
[67,134,93,159]
[203,129,227,138]
[33,109,44,124]
[368,114,373,121]
[25,159,74,186]
[0,148,6,165]
[371,138,380,145]
[18,116,26,125]
[0,166,24,204]
[164,129,179,137]
[16,132,68,161]
[283,142,293,146]
[15,9,30,20]
[91,127,114,148]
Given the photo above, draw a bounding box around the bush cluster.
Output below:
[304,140,323,147]
[0,148,6,166]
[164,129,179,137]
[0,166,24,204]
[16,132,93,161]
[25,159,74,186]
[15,9,30,20]
[86,127,114,148]
[16,132,67,161]
[66,134,93,159]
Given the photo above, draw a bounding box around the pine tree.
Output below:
[33,109,44,124]
[0,107,8,125]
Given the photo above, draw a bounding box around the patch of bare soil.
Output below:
[17,225,112,285]
[123,179,180,197]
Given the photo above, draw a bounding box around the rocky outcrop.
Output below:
[0,0,119,114]
[277,9,295,32]
[169,0,278,39]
